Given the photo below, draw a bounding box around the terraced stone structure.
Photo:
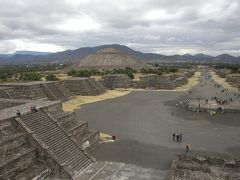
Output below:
[137,75,176,89]
[226,74,240,89]
[168,154,240,180]
[64,77,106,96]
[0,81,70,102]
[103,74,132,89]
[0,99,99,179]
[137,70,194,90]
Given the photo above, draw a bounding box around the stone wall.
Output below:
[103,74,132,89]
[0,101,24,110]
[137,75,176,89]
[137,70,194,90]
[0,82,47,100]
[64,77,105,96]
[168,154,240,180]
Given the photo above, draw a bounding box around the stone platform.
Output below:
[103,74,132,89]
[168,154,240,180]
[0,81,71,101]
[188,99,240,113]
[64,77,106,96]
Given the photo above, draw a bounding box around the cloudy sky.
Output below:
[0,0,240,56]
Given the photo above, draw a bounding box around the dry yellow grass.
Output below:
[211,71,238,91]
[56,73,72,80]
[174,71,201,91]
[62,89,131,112]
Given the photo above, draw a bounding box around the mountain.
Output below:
[213,54,238,61]
[15,51,51,56]
[78,47,145,68]
[0,44,239,65]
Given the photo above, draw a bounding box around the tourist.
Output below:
[186,144,190,152]
[172,112,174,116]
[32,105,38,112]
[176,134,180,142]
[173,133,175,141]
[16,110,21,116]
[179,133,182,142]
[30,105,38,112]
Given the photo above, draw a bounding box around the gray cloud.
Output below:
[0,0,240,55]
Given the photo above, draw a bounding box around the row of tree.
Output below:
[68,67,136,79]
[0,64,64,82]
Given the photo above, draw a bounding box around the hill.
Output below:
[0,44,240,65]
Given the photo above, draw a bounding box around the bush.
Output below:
[127,72,134,79]
[20,72,42,81]
[45,73,59,81]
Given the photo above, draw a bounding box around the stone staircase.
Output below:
[18,109,94,178]
[56,82,74,98]
[87,79,105,95]
[138,77,148,89]
[103,75,117,89]
[54,111,100,149]
[43,83,67,101]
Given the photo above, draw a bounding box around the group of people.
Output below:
[173,133,182,142]
[16,104,38,116]
[172,132,190,152]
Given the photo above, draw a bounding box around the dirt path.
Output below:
[63,89,131,111]
[211,71,238,91]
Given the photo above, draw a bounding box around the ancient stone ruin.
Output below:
[103,74,132,89]
[0,98,99,179]
[0,69,197,179]
[136,70,194,90]
[0,81,70,102]
[64,77,106,96]
[168,154,240,180]
[215,69,240,89]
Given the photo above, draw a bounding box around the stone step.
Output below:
[18,110,94,177]
[82,131,100,147]
[0,147,37,179]
[69,121,88,136]
[0,132,26,146]
[13,163,51,180]
[0,146,35,168]
[0,133,28,157]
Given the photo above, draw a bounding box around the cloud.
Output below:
[0,0,240,56]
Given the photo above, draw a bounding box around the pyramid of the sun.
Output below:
[78,48,145,68]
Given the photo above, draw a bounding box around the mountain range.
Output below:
[0,44,240,65]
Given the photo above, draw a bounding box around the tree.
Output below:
[46,73,59,81]
[127,72,134,79]
[20,72,42,81]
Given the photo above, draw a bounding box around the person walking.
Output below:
[186,144,190,152]
[176,134,180,142]
[173,133,175,141]
[179,133,182,142]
